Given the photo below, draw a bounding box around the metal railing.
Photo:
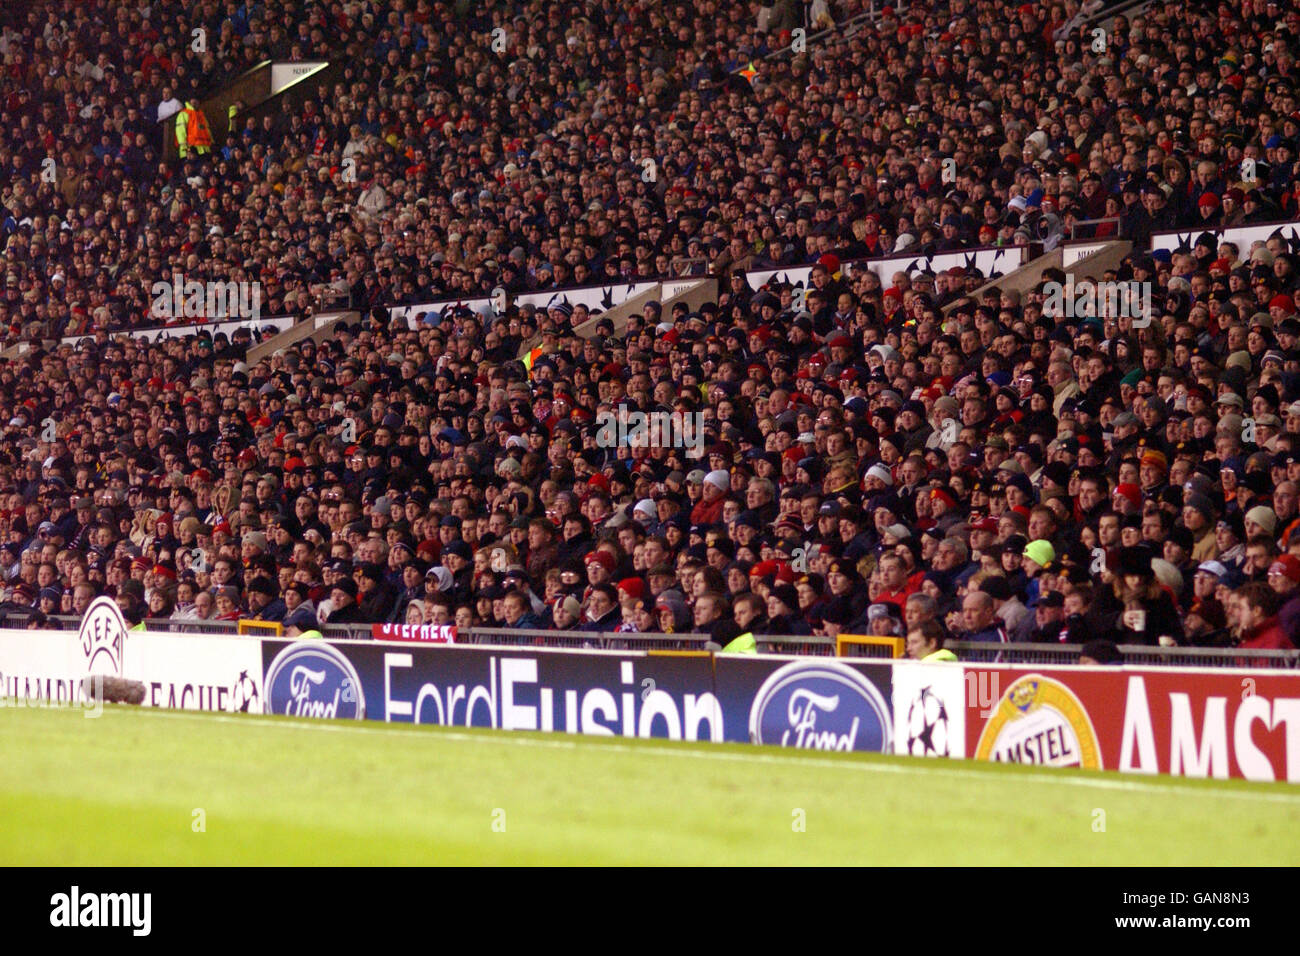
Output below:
[1069,216,1122,241]
[946,641,1080,665]
[946,641,1300,669]
[26,615,720,650]
[668,257,709,277]
[759,634,836,655]
[1086,0,1158,31]
[454,627,714,652]
[20,614,1296,667]
[1113,645,1300,669]
[756,5,882,64]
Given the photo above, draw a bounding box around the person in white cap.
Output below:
[691,469,732,525]
[864,464,893,492]
[632,499,656,527]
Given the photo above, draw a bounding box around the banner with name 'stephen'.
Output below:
[370,624,456,643]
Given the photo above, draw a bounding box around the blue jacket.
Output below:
[963,623,1009,643]
[579,609,622,633]
[507,612,545,630]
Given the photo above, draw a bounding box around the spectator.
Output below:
[1266,555,1300,645]
[246,577,286,623]
[906,620,957,662]
[552,595,582,630]
[282,583,318,634]
[1234,582,1296,652]
[580,584,621,632]
[955,592,1009,644]
[502,589,544,630]
[1079,640,1124,666]
[325,578,366,625]
[1089,546,1184,647]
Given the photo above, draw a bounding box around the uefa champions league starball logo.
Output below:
[906,685,951,757]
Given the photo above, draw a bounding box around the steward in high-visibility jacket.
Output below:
[722,631,758,654]
[709,619,758,654]
[175,101,213,158]
[908,621,957,662]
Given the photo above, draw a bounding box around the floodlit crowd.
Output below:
[2,0,1300,658]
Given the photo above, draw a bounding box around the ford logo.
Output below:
[749,661,891,752]
[265,642,365,720]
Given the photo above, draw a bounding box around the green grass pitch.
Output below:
[2,705,1298,865]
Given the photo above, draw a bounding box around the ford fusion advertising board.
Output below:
[260,642,893,749]
[261,641,722,739]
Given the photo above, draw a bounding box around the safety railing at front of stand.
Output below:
[945,641,1079,666]
[758,6,882,64]
[1111,644,1300,669]
[1068,216,1122,240]
[23,614,1300,667]
[454,628,714,652]
[946,640,1300,669]
[763,634,836,655]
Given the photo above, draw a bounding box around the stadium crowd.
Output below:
[2,0,1300,656]
[4,0,1300,340]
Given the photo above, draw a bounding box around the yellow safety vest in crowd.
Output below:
[723,632,758,654]
[922,648,958,662]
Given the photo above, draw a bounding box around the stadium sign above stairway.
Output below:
[744,245,1023,295]
[388,281,659,326]
[59,315,294,349]
[1149,218,1300,258]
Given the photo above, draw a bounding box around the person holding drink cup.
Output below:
[1087,544,1184,646]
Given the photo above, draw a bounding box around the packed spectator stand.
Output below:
[2,0,1300,664]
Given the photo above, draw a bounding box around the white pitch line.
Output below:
[97,707,1300,805]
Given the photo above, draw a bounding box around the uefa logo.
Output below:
[265,642,365,720]
[78,596,128,677]
[748,660,892,752]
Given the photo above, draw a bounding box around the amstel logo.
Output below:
[974,674,1102,769]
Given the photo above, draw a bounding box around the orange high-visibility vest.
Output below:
[177,105,213,149]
